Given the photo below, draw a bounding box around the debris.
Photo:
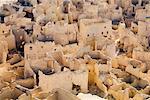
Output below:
[0,0,150,99]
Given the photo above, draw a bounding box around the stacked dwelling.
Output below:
[0,0,150,100]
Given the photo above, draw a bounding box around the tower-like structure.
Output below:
[138,0,142,6]
[108,0,116,5]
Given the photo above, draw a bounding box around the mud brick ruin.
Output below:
[0,0,150,100]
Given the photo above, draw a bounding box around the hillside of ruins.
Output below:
[0,0,150,100]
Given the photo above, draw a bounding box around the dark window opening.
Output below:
[119,48,126,54]
[132,13,135,17]
[133,65,136,68]
[25,28,33,36]
[69,40,78,44]
[30,46,32,50]
[61,66,64,71]
[37,0,41,4]
[72,83,81,93]
[20,26,25,29]
[0,14,5,23]
[24,12,34,21]
[35,72,39,86]
[106,0,109,4]
[112,19,120,25]
[116,6,119,10]
[143,69,148,73]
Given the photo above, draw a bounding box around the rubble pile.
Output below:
[0,0,150,100]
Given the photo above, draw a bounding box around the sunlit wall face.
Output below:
[0,0,17,7]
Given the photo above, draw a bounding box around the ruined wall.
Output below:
[39,70,88,93]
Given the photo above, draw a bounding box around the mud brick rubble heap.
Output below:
[0,0,150,100]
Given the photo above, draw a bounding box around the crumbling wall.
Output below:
[39,70,88,93]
